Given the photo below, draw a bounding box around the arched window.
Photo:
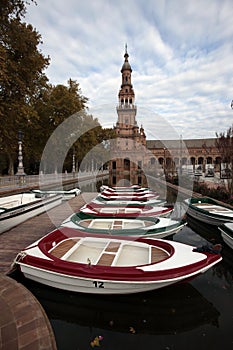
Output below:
[191,157,196,165]
[158,157,163,165]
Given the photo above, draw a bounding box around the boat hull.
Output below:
[32,188,81,200]
[219,223,233,249]
[184,198,233,226]
[0,195,62,233]
[19,263,209,295]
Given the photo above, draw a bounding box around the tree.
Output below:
[216,125,233,195]
[32,79,89,173]
[0,0,49,174]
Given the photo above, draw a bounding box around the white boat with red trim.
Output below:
[80,202,173,218]
[100,185,149,193]
[100,191,159,201]
[92,195,166,207]
[14,227,222,294]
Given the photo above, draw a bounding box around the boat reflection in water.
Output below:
[186,214,222,244]
[19,277,220,349]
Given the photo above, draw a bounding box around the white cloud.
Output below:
[25,0,233,140]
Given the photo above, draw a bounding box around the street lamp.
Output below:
[16,130,26,184]
[72,147,76,178]
[163,147,166,177]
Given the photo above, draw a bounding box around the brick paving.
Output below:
[0,274,57,350]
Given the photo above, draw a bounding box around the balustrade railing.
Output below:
[0,170,109,191]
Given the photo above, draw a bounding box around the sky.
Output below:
[24,0,233,140]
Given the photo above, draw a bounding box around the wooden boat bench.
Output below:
[151,247,169,263]
[96,242,121,266]
[50,239,79,258]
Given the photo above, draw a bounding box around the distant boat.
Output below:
[99,188,160,201]
[183,197,233,225]
[32,188,81,200]
[100,185,149,192]
[0,193,62,233]
[219,223,233,249]
[92,195,166,207]
[80,202,173,218]
[61,212,186,238]
[14,228,222,294]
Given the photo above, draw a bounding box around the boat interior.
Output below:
[193,202,233,214]
[49,237,169,267]
[0,194,41,209]
[78,218,154,230]
[98,207,143,214]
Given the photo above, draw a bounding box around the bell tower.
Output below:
[109,46,147,187]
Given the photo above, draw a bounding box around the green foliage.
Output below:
[193,182,233,205]
[0,1,114,175]
[0,0,49,174]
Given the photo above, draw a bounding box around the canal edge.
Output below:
[0,273,57,350]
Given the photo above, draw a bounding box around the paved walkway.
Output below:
[0,193,96,349]
[0,193,96,274]
[0,274,57,350]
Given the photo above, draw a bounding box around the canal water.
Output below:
[13,182,233,350]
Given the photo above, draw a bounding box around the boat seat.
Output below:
[144,221,153,227]
[105,242,121,252]
[80,219,92,228]
[96,253,116,266]
[96,242,121,265]
[151,247,169,263]
[50,239,79,258]
[114,220,122,225]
